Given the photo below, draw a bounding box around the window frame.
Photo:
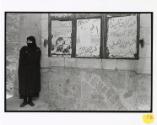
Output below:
[48,13,140,60]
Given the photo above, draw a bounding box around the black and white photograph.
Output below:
[5,12,152,112]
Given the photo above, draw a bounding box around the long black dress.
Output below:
[18,45,41,98]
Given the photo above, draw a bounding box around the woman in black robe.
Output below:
[18,36,41,107]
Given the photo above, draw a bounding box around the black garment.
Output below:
[18,44,41,98]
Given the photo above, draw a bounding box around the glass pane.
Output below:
[106,15,137,58]
[76,18,101,57]
[51,20,72,55]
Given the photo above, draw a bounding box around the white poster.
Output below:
[107,15,137,58]
[51,20,72,55]
[76,18,101,57]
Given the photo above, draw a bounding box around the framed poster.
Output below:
[106,15,138,58]
[50,20,72,55]
[76,18,101,57]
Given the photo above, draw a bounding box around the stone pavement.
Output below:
[6,97,50,111]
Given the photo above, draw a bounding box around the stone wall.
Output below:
[6,14,21,97]
[39,13,151,110]
[6,13,151,110]
[40,67,150,110]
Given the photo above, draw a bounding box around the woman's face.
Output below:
[27,40,32,44]
[27,39,33,47]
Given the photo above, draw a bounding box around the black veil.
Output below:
[26,36,37,49]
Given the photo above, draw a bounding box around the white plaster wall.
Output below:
[137,14,151,74]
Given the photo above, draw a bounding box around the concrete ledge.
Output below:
[75,58,102,69]
[65,57,76,67]
[102,59,116,70]
[136,58,151,74]
[116,60,137,71]
[40,56,151,74]
[48,57,64,67]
